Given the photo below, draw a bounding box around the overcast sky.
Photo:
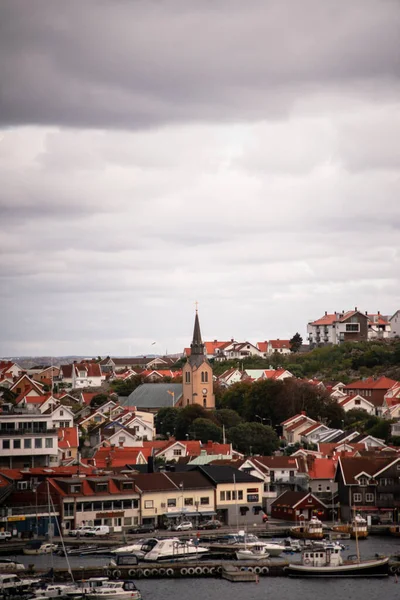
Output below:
[1,0,399,357]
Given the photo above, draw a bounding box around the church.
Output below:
[178,310,215,409]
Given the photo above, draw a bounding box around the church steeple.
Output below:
[190,309,205,356]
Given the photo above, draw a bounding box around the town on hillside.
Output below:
[0,308,400,537]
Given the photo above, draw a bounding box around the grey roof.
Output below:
[122,383,182,409]
[193,465,262,484]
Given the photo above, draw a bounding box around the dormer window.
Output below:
[96,483,108,493]
[71,484,82,493]
[122,481,133,490]
[358,477,368,486]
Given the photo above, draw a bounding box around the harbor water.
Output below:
[13,536,400,599]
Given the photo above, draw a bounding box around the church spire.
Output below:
[190,309,205,356]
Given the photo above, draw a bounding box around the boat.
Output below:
[290,516,325,540]
[260,541,286,557]
[0,573,38,594]
[23,541,58,555]
[32,582,78,597]
[282,538,303,553]
[84,580,141,600]
[389,524,400,537]
[112,538,159,558]
[64,577,110,598]
[332,514,368,539]
[143,537,209,562]
[0,558,25,571]
[236,544,270,561]
[287,545,389,577]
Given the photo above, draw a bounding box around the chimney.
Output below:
[325,311,327,316]
[378,311,380,315]
[148,455,154,474]
[365,311,368,315]
[301,410,306,416]
[355,306,358,311]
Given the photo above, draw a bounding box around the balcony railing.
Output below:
[0,428,57,436]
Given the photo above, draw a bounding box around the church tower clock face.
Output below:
[202,388,207,395]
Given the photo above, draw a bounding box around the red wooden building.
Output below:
[271,491,329,522]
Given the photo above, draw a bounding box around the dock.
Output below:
[221,564,259,582]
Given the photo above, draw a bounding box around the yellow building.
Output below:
[181,310,215,409]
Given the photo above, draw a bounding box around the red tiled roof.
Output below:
[254,456,298,469]
[257,341,268,353]
[81,393,99,406]
[285,417,310,432]
[311,313,337,326]
[269,339,291,350]
[91,447,145,467]
[263,369,288,380]
[344,377,398,391]
[308,458,336,480]
[58,427,79,449]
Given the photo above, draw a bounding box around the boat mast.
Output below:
[353,505,360,563]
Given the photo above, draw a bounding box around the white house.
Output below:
[300,423,332,445]
[60,362,103,388]
[390,310,400,338]
[224,342,263,360]
[338,394,375,415]
[218,368,243,387]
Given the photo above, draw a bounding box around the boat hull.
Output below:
[288,557,389,578]
[290,528,324,540]
[332,525,368,539]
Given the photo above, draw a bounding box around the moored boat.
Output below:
[332,514,368,539]
[23,541,58,555]
[290,516,324,540]
[287,545,389,578]
[143,537,209,562]
[84,580,141,600]
[236,545,270,561]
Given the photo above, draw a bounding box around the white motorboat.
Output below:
[143,537,209,562]
[85,581,141,600]
[32,582,79,597]
[261,541,286,557]
[287,545,389,577]
[65,577,110,598]
[0,574,38,593]
[112,538,158,558]
[236,545,270,561]
[0,558,25,571]
[282,538,303,553]
[23,541,58,555]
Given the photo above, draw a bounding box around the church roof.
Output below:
[188,310,207,368]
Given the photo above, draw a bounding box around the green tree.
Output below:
[227,422,279,455]
[90,394,109,408]
[289,332,303,353]
[213,408,243,429]
[155,407,179,438]
[175,405,212,439]
[190,418,222,443]
[220,381,252,415]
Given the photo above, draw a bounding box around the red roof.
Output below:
[81,393,99,406]
[90,447,145,467]
[257,341,268,353]
[263,369,288,380]
[269,340,291,350]
[308,458,336,480]
[58,427,79,449]
[311,313,337,326]
[344,377,398,391]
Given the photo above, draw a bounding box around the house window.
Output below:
[122,482,133,490]
[13,439,21,449]
[184,498,193,506]
[355,399,361,405]
[200,497,209,505]
[353,493,362,503]
[45,438,53,448]
[247,494,259,502]
[71,485,82,493]
[60,410,64,416]
[96,483,108,493]
[365,493,374,503]
[2,440,10,450]
[35,438,42,448]
[201,371,208,383]
[185,372,190,383]
[238,490,243,500]
[226,491,231,501]
[173,449,182,456]
[144,500,153,509]
[17,481,28,490]
[24,438,32,449]
[358,477,368,486]
[220,491,225,501]
[317,484,322,491]
[167,499,177,507]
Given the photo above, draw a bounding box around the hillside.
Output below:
[211,339,400,383]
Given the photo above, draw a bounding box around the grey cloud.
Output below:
[0,1,399,130]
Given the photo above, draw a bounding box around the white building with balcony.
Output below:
[0,410,59,468]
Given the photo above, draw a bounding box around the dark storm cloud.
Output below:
[0,0,399,129]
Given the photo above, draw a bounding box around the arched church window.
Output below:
[185,372,190,383]
[204,371,208,383]
[201,372,205,383]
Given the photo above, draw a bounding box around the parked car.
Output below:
[128,524,156,534]
[85,525,110,537]
[68,526,94,537]
[172,521,193,531]
[198,520,222,530]
[0,532,12,542]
